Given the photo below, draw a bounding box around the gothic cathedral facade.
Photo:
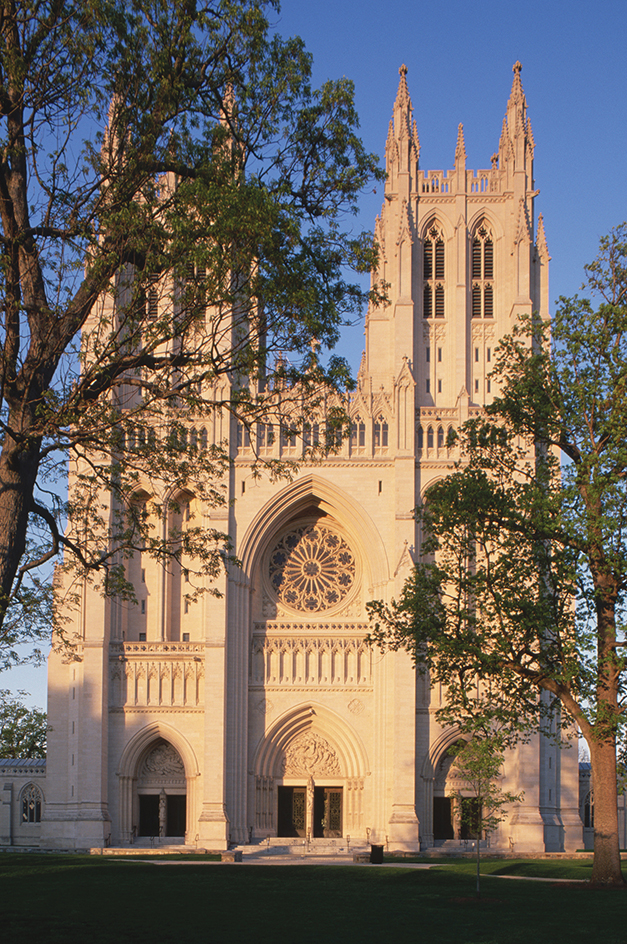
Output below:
[36,64,582,853]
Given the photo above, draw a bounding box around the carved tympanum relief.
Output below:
[281,733,342,777]
[140,743,185,778]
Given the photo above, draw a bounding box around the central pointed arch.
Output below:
[253,702,369,781]
[238,474,390,590]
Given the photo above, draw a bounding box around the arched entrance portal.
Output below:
[276,732,344,838]
[252,704,368,841]
[433,742,481,842]
[135,739,187,838]
[117,723,199,845]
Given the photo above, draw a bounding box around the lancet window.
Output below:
[373,415,389,451]
[182,261,207,324]
[303,422,319,449]
[350,417,366,452]
[471,223,494,318]
[257,423,274,450]
[423,224,445,319]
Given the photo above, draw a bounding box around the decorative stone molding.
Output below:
[250,634,372,688]
[109,644,204,708]
[348,699,364,715]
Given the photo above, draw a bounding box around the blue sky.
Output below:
[7,0,627,709]
[275,0,627,320]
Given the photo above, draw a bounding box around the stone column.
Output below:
[0,782,12,845]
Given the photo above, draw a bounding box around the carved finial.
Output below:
[397,197,412,244]
[412,118,420,159]
[395,64,410,109]
[536,213,551,261]
[455,122,466,163]
[392,65,413,141]
[507,60,526,113]
[491,152,499,169]
[514,198,531,246]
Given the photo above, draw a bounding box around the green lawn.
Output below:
[1,854,625,944]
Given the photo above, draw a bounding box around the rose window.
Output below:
[268,523,356,613]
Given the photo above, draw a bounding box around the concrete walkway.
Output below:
[109,855,587,879]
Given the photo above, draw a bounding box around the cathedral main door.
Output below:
[277,786,307,837]
[277,784,343,838]
[313,787,342,838]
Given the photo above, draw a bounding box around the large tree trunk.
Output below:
[0,425,41,628]
[589,737,624,885]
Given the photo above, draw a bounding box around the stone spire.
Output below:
[386,65,419,185]
[498,61,533,179]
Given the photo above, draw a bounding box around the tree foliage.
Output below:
[448,734,522,897]
[0,690,47,757]
[0,0,383,665]
[368,224,627,885]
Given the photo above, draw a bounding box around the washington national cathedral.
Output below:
[0,64,585,853]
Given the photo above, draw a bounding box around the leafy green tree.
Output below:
[448,735,522,898]
[368,225,627,886]
[0,690,47,757]
[0,0,382,665]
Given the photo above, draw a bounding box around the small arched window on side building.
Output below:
[21,784,43,824]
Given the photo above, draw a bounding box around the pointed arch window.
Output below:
[21,784,43,823]
[350,416,366,452]
[257,423,274,451]
[427,426,434,449]
[423,224,445,319]
[417,425,424,450]
[373,415,389,451]
[471,223,494,318]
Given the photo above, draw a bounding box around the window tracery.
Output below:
[268,523,356,613]
[21,784,42,823]
[373,416,388,450]
[350,417,366,452]
[471,223,494,318]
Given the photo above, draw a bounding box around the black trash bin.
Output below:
[370,844,384,864]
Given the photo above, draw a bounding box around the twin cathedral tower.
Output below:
[13,64,581,852]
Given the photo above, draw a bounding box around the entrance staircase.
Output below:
[231,837,368,859]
